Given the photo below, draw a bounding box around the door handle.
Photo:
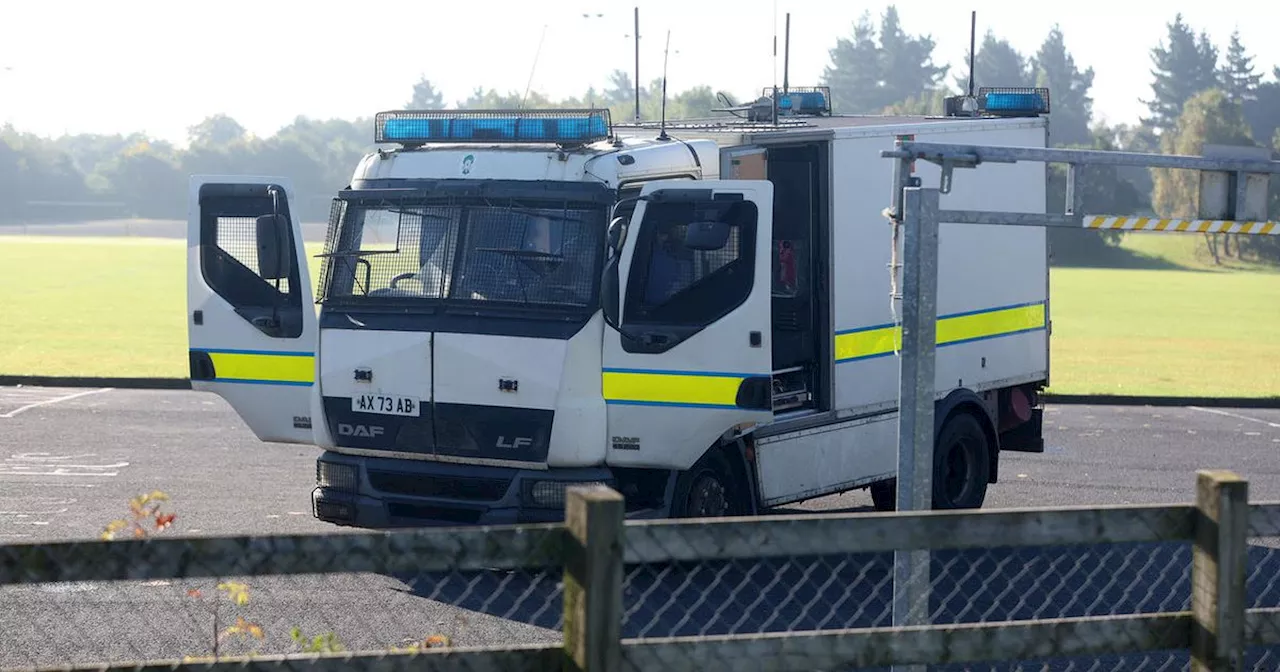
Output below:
[639,331,670,346]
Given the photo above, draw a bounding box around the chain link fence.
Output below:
[0,522,566,670]
[1,489,1279,671]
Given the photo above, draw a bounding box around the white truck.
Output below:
[186,86,1050,527]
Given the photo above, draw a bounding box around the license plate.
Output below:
[351,394,419,417]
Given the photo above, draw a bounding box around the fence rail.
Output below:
[2,470,1279,671]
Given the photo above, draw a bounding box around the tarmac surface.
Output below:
[1,386,1278,668]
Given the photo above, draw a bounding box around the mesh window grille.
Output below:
[317,199,603,308]
[215,216,290,295]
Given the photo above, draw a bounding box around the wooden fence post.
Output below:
[1191,469,1249,672]
[562,484,624,672]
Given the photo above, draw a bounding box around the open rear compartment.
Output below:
[723,140,833,417]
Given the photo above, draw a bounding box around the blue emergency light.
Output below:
[763,86,832,117]
[977,87,1050,117]
[375,109,613,146]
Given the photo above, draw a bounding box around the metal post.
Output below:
[891,186,940,672]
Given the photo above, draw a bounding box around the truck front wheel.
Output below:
[670,449,750,518]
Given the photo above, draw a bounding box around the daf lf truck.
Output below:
[186,86,1050,527]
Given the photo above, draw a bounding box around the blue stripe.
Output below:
[602,367,768,379]
[835,327,1046,365]
[214,378,314,387]
[940,326,1047,348]
[940,300,1046,320]
[835,322,895,336]
[604,399,738,410]
[194,347,315,357]
[834,300,1046,336]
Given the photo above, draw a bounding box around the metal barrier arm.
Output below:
[884,141,1280,230]
[879,137,1279,672]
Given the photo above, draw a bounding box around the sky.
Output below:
[2,0,1279,148]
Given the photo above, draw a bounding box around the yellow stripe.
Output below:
[207,351,314,384]
[834,325,898,362]
[835,303,1046,363]
[937,303,1046,346]
[602,370,746,407]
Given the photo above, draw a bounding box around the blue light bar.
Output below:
[977,87,1050,117]
[763,86,832,117]
[375,109,612,146]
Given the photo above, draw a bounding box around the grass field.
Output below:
[1,233,1277,398]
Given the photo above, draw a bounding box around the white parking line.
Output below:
[0,453,129,477]
[0,388,113,418]
[1188,406,1280,429]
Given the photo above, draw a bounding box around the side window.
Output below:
[199,185,303,338]
[623,198,757,328]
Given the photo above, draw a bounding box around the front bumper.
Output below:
[311,451,630,528]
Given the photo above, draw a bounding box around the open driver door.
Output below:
[186,176,318,444]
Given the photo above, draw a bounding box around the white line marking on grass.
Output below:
[1188,406,1280,429]
[0,388,113,418]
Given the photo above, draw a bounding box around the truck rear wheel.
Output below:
[932,412,990,509]
[866,410,991,512]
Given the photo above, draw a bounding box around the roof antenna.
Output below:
[966,11,977,99]
[771,0,778,127]
[657,30,672,141]
[782,12,791,94]
[520,24,548,109]
[960,10,979,114]
[633,7,641,122]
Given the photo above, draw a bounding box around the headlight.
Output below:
[316,461,358,493]
[523,480,609,509]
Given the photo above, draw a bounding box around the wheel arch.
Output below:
[716,437,761,516]
[935,388,1000,484]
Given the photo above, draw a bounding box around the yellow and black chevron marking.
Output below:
[190,348,315,386]
[835,301,1046,364]
[1086,216,1278,235]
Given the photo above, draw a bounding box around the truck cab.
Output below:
[187,108,780,525]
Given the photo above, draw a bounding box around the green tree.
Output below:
[953,32,1033,94]
[188,114,248,149]
[0,127,96,222]
[821,6,947,114]
[1242,67,1280,151]
[1031,26,1095,148]
[821,11,884,114]
[1218,29,1262,102]
[1142,14,1220,132]
[99,142,186,218]
[1150,89,1255,263]
[1045,125,1148,265]
[876,6,948,108]
[407,77,446,109]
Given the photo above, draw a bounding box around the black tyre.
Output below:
[931,412,991,510]
[864,411,991,512]
[671,449,750,518]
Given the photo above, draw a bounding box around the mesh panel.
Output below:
[318,200,602,307]
[315,199,346,303]
[640,223,741,306]
[215,216,289,295]
[452,207,599,305]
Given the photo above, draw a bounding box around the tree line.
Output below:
[2,7,1278,264]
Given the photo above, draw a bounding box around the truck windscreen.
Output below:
[317,198,605,310]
